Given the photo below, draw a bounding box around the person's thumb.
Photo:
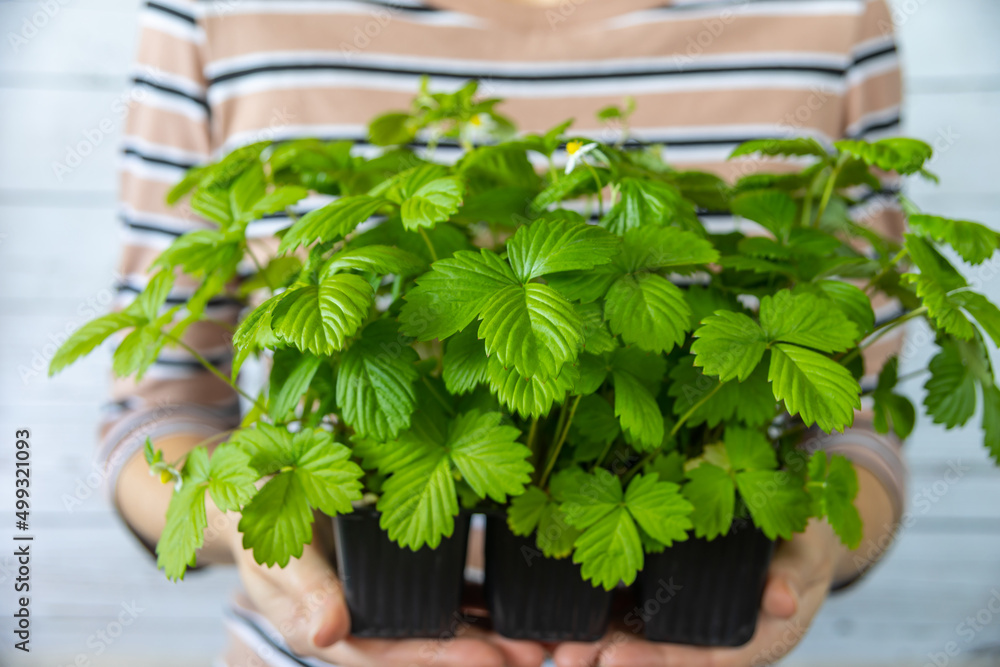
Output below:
[275,541,352,649]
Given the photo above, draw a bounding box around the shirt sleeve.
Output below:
[98,0,242,533]
[820,0,908,589]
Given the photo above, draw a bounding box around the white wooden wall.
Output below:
[0,1,998,665]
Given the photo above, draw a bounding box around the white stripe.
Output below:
[120,205,208,234]
[139,6,205,44]
[845,50,900,87]
[122,135,208,167]
[608,0,867,30]
[852,34,896,61]
[207,69,848,106]
[120,153,187,184]
[132,65,206,101]
[846,104,902,138]
[201,0,485,28]
[205,49,852,82]
[132,85,208,122]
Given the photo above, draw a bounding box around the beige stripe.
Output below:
[202,11,860,62]
[845,69,902,132]
[124,103,210,155]
[136,26,206,86]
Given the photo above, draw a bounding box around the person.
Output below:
[105,0,908,665]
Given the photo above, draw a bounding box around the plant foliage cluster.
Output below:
[52,82,1000,589]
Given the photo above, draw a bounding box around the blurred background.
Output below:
[1,0,999,665]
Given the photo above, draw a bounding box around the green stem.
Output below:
[418,227,439,262]
[866,247,909,294]
[839,306,928,366]
[624,382,724,484]
[591,438,617,474]
[420,375,455,416]
[163,331,267,413]
[244,242,277,293]
[528,417,538,454]
[539,395,581,488]
[814,154,848,226]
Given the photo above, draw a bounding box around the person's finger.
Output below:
[237,540,351,653]
[550,635,607,667]
[485,634,548,667]
[320,635,508,667]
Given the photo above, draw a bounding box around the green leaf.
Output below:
[811,281,876,335]
[508,486,549,536]
[204,445,258,512]
[759,290,858,353]
[576,302,617,355]
[724,427,777,471]
[247,185,309,220]
[479,283,583,379]
[730,138,829,160]
[487,356,578,418]
[905,274,976,340]
[400,249,517,340]
[923,341,977,428]
[605,273,690,354]
[447,411,531,502]
[400,177,464,230]
[808,452,862,549]
[683,463,735,540]
[268,351,321,421]
[442,326,490,395]
[735,470,810,541]
[132,271,175,322]
[572,506,643,590]
[612,365,664,451]
[623,473,692,547]
[600,178,688,235]
[293,431,366,516]
[981,384,1000,464]
[238,470,314,567]
[506,216,619,281]
[617,226,719,272]
[369,111,416,146]
[953,291,1000,347]
[49,311,141,376]
[690,311,767,382]
[835,137,932,175]
[157,470,209,580]
[536,504,580,559]
[279,195,386,252]
[337,319,420,440]
[154,230,242,278]
[908,214,1000,266]
[546,265,620,304]
[871,357,916,440]
[730,189,797,238]
[768,343,860,432]
[569,395,620,454]
[668,357,775,428]
[271,274,374,355]
[324,245,426,277]
[372,463,456,549]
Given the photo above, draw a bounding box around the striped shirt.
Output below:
[104,1,908,663]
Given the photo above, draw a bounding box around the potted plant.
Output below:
[50,82,1000,646]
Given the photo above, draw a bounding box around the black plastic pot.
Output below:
[638,520,775,646]
[333,508,471,638]
[484,513,613,641]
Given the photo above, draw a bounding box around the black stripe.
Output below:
[122,147,198,171]
[208,60,846,87]
[225,608,314,667]
[146,1,196,25]
[152,355,232,369]
[132,75,210,112]
[116,282,243,308]
[849,114,902,140]
[357,0,439,12]
[850,43,897,69]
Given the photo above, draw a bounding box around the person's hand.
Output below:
[229,526,548,667]
[551,519,840,667]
